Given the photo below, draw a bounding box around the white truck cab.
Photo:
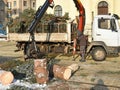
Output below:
[87,14,120,61]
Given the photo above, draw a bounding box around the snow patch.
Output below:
[0,79,47,90]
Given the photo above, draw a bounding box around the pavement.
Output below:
[0,41,120,89]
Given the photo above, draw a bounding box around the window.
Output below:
[7,13,11,18]
[110,19,117,31]
[98,1,108,15]
[33,2,35,7]
[23,1,27,6]
[98,1,108,8]
[13,9,17,15]
[98,18,117,31]
[98,19,110,29]
[7,2,11,9]
[54,5,62,17]
[13,1,16,7]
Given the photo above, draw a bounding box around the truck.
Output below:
[87,14,120,61]
[7,0,120,61]
[8,0,85,60]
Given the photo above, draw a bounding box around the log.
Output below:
[0,70,14,85]
[34,59,79,82]
[34,67,49,84]
[34,59,47,68]
[67,63,79,73]
[53,64,72,80]
[34,59,49,84]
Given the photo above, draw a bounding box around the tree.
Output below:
[8,8,70,33]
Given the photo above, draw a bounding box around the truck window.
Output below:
[98,19,110,30]
[110,19,117,31]
[98,18,117,31]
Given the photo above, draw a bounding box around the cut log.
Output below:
[0,70,14,85]
[34,59,49,84]
[34,67,49,84]
[34,59,79,82]
[34,59,47,68]
[53,64,72,80]
[67,63,79,73]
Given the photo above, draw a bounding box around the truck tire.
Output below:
[24,43,42,60]
[91,47,106,61]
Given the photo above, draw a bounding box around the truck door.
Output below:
[95,18,119,47]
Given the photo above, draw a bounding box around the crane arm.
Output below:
[73,0,85,33]
[28,0,54,34]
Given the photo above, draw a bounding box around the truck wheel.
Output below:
[91,47,106,61]
[24,43,42,60]
[24,44,30,60]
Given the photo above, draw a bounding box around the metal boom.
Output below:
[28,0,54,34]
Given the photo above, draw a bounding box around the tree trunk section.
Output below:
[0,70,14,85]
[53,64,72,80]
[67,63,79,73]
[34,59,49,84]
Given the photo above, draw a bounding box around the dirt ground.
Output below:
[0,41,120,90]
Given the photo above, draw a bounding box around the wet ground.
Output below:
[0,41,120,90]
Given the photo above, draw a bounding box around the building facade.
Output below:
[0,0,7,24]
[0,0,36,24]
[7,0,36,19]
[36,0,120,32]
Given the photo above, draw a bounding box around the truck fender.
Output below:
[86,41,108,54]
